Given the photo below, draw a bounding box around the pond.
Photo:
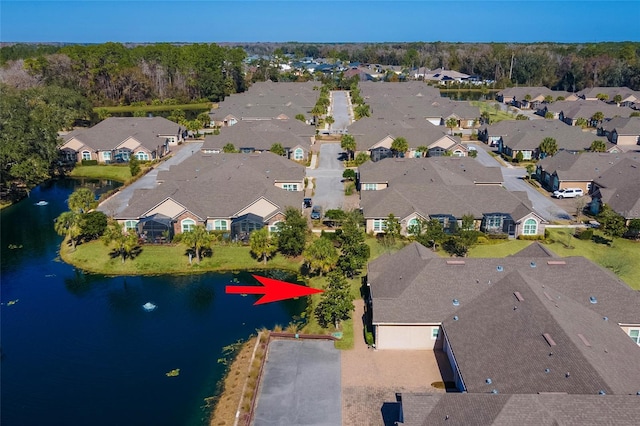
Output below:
[0,178,304,426]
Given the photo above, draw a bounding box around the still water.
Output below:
[1,179,304,426]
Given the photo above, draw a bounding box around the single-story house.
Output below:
[367,242,640,395]
[590,158,640,222]
[59,117,183,164]
[201,119,314,161]
[116,152,305,240]
[360,184,545,238]
[598,116,640,148]
[497,87,569,109]
[577,86,640,106]
[536,151,640,193]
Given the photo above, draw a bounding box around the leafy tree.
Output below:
[613,94,622,105]
[54,211,81,250]
[325,115,335,128]
[129,155,141,176]
[468,150,478,158]
[79,211,108,242]
[416,145,429,158]
[515,151,524,163]
[596,93,609,101]
[277,207,308,257]
[460,214,475,231]
[626,218,640,239]
[185,119,201,134]
[544,95,554,103]
[442,236,468,257]
[68,188,95,214]
[524,94,532,101]
[590,140,607,152]
[342,169,356,181]
[197,112,211,127]
[539,137,558,158]
[445,117,458,135]
[525,163,535,180]
[516,114,529,120]
[270,143,286,156]
[544,112,554,119]
[480,111,491,125]
[102,220,140,263]
[181,225,213,263]
[337,210,370,277]
[390,137,408,158]
[314,271,354,329]
[222,143,237,153]
[597,204,627,240]
[415,218,446,250]
[382,213,402,247]
[249,227,277,264]
[295,113,306,122]
[340,134,356,161]
[304,237,339,276]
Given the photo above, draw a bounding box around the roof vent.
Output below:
[485,378,492,384]
[603,316,608,321]
[598,390,606,395]
[589,296,598,304]
[491,389,499,394]
[514,292,524,302]
[453,299,460,306]
[453,315,459,321]
[496,265,504,272]
[446,260,465,265]
[544,368,550,373]
[530,262,536,268]
[543,333,557,346]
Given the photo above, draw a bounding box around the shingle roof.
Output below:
[600,116,640,135]
[118,152,304,219]
[400,393,640,426]
[202,119,313,151]
[497,87,568,102]
[538,151,640,182]
[358,157,503,186]
[578,86,640,102]
[593,158,640,219]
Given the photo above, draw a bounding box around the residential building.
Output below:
[598,117,640,149]
[590,158,640,222]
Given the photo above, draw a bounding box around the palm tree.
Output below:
[325,115,335,130]
[591,111,604,127]
[181,225,213,263]
[303,237,339,276]
[340,134,356,160]
[445,117,458,135]
[538,137,558,158]
[102,220,139,263]
[55,211,81,250]
[390,137,409,158]
[354,104,370,120]
[590,140,607,152]
[416,146,429,158]
[249,227,276,264]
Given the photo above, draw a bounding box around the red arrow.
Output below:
[225,274,323,305]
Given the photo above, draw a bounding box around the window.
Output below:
[373,219,387,233]
[124,220,138,231]
[103,151,112,161]
[82,151,91,160]
[363,183,376,191]
[135,151,149,161]
[269,221,281,233]
[294,148,304,160]
[630,329,640,345]
[407,218,420,235]
[282,183,299,191]
[523,218,537,235]
[486,215,502,228]
[453,150,464,157]
[181,218,196,233]
[213,220,227,231]
[431,327,440,340]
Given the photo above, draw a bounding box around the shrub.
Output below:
[365,330,374,346]
[81,159,98,166]
[486,233,508,240]
[517,234,545,241]
[575,228,594,240]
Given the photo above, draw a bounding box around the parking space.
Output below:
[253,339,341,426]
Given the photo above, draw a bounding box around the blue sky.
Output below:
[1,1,638,43]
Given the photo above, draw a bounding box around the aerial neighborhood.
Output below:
[48,56,640,424]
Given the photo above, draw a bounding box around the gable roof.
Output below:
[593,158,640,219]
[600,116,640,135]
[202,119,313,151]
[538,151,640,182]
[118,152,304,220]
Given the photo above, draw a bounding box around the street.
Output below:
[305,143,345,211]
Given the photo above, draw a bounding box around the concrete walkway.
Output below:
[341,300,452,425]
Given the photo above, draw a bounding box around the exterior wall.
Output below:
[442,331,465,391]
[237,198,278,217]
[426,117,442,126]
[620,325,640,346]
[360,182,385,191]
[515,214,545,237]
[147,198,186,218]
[557,181,591,193]
[99,150,113,163]
[172,211,201,235]
[616,134,640,146]
[274,181,304,191]
[374,324,441,350]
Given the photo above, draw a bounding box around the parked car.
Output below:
[553,188,584,199]
[310,205,323,220]
[303,198,313,208]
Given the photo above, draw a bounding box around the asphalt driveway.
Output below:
[330,91,351,131]
[253,339,341,426]
[305,143,345,211]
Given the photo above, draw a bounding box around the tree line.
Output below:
[1,42,247,105]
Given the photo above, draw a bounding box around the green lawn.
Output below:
[471,100,517,123]
[69,165,132,182]
[468,239,533,258]
[93,102,213,114]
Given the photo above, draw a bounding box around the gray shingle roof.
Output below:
[118,152,304,220]
[600,116,640,135]
[593,158,640,219]
[400,393,640,426]
[538,151,640,182]
[202,119,313,151]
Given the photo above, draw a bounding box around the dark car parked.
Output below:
[310,205,323,220]
[303,198,313,208]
